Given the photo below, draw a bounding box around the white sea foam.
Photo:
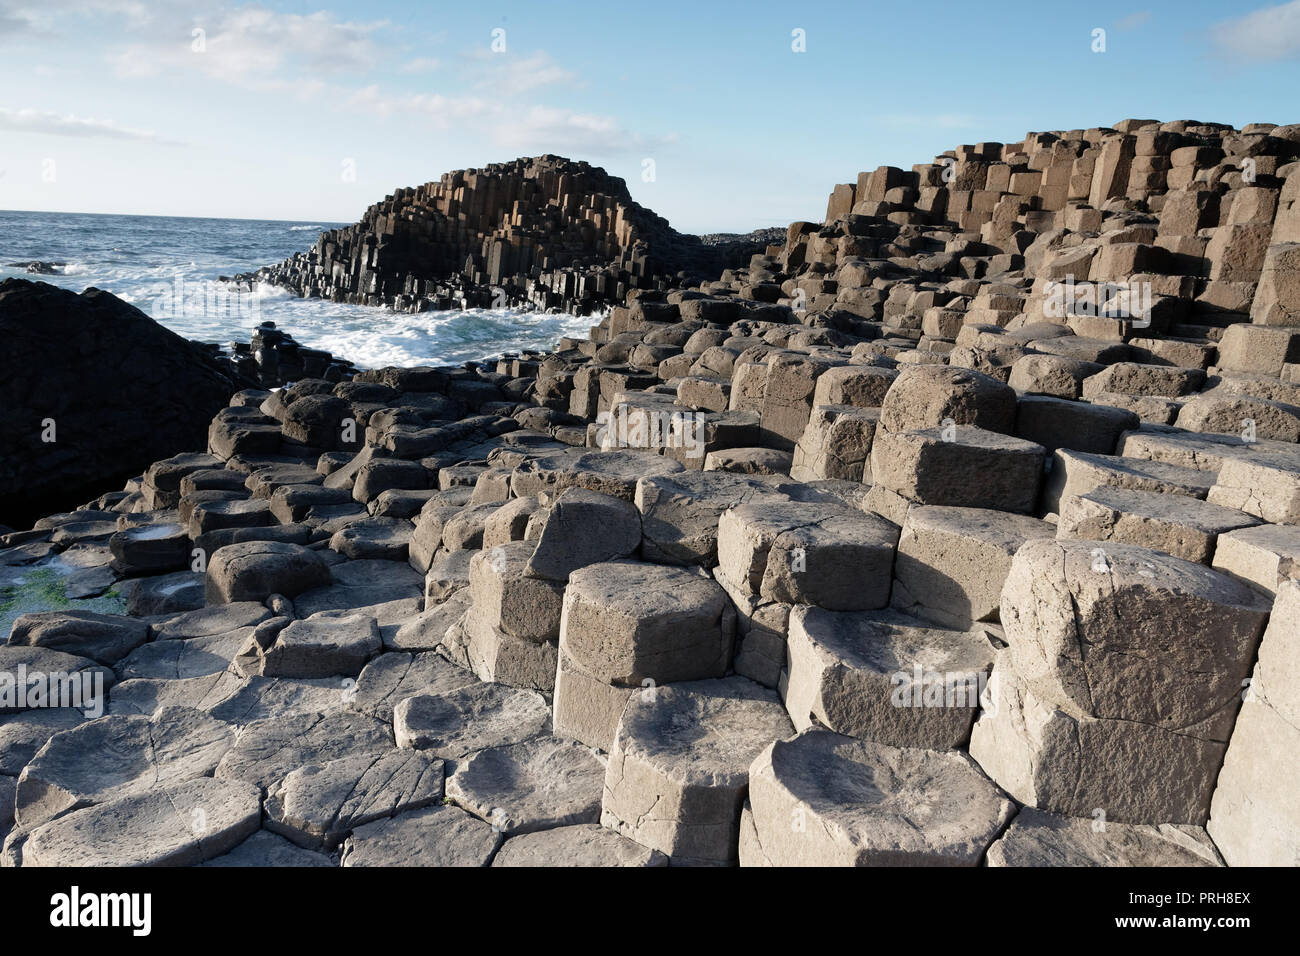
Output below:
[0,211,597,369]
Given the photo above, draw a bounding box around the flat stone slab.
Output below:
[747,729,1015,866]
[1057,486,1260,564]
[117,630,250,681]
[0,709,88,775]
[7,610,147,665]
[704,446,793,475]
[200,829,334,867]
[349,650,479,720]
[492,824,667,867]
[340,804,501,867]
[291,559,423,618]
[388,590,472,652]
[986,807,1222,867]
[266,749,445,849]
[446,736,604,835]
[151,602,271,640]
[601,676,793,865]
[328,518,413,562]
[214,711,393,790]
[15,705,235,829]
[513,450,684,501]
[205,675,354,725]
[20,777,261,867]
[394,682,550,758]
[0,645,114,713]
[107,672,249,718]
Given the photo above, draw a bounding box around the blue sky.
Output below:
[0,0,1297,232]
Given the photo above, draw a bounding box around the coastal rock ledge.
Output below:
[3,117,1300,867]
[0,279,247,529]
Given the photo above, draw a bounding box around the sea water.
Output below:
[0,209,593,369]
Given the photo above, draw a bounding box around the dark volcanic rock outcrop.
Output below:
[0,279,245,527]
[247,155,767,315]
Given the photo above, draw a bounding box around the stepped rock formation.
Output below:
[245,155,774,315]
[6,118,1300,867]
[0,279,250,529]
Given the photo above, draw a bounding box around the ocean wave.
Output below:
[3,210,591,369]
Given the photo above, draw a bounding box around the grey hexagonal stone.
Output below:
[21,777,261,867]
[266,749,445,849]
[200,829,334,867]
[16,705,235,829]
[601,676,793,865]
[349,650,478,721]
[215,711,393,790]
[783,606,996,749]
[492,824,667,867]
[560,561,736,686]
[341,804,500,867]
[394,683,549,758]
[447,736,604,835]
[747,729,1015,865]
[986,807,1222,867]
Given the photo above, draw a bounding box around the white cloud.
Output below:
[399,56,440,74]
[466,49,578,95]
[109,4,389,85]
[492,105,668,156]
[2,3,667,162]
[0,106,181,143]
[1215,1,1300,60]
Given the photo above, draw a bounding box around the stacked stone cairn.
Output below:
[4,118,1300,866]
